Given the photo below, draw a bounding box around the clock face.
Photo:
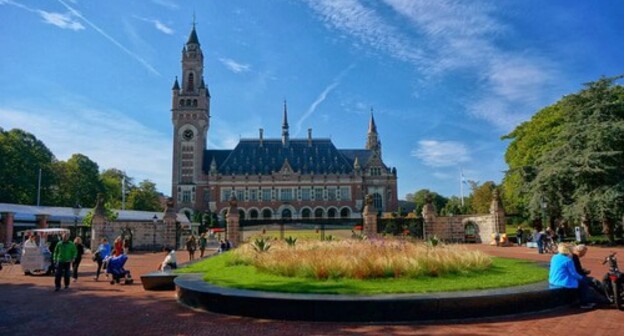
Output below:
[183,129,194,141]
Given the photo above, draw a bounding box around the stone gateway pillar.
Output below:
[0,212,15,246]
[163,198,177,249]
[362,194,378,238]
[225,194,241,246]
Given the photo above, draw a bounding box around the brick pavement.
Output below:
[1,244,623,336]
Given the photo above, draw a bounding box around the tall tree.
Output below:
[411,189,448,215]
[54,154,104,207]
[0,129,56,205]
[100,168,134,209]
[504,76,624,242]
[126,179,162,212]
[440,196,471,215]
[470,181,497,214]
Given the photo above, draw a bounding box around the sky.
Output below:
[1,0,623,202]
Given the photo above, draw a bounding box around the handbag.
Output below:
[92,251,101,262]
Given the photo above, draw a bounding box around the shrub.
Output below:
[252,237,271,253]
[231,238,492,280]
[284,236,297,247]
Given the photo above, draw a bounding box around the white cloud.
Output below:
[306,0,425,68]
[134,16,174,35]
[1,0,84,31]
[306,0,559,130]
[411,140,470,167]
[0,106,172,194]
[294,64,355,136]
[219,58,251,73]
[39,10,84,30]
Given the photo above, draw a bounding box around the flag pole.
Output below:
[460,168,464,207]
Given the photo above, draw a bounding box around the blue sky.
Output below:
[1,0,623,201]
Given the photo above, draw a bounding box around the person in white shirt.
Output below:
[23,235,38,248]
[158,247,177,271]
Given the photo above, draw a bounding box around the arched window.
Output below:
[282,209,292,219]
[179,99,184,106]
[327,208,337,218]
[187,73,194,92]
[340,208,351,218]
[301,208,311,219]
[262,209,272,219]
[314,208,324,218]
[193,99,198,107]
[372,193,383,210]
[250,209,259,219]
[186,99,191,106]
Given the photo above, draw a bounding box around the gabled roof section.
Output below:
[204,139,363,175]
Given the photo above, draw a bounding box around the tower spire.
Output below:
[282,100,289,146]
[368,108,377,133]
[366,108,381,153]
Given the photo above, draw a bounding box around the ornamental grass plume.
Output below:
[230,239,492,280]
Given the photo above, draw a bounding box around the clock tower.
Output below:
[171,23,210,212]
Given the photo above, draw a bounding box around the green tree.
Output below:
[469,181,497,214]
[504,76,624,243]
[100,168,134,209]
[411,189,448,215]
[126,179,162,211]
[0,129,57,205]
[440,196,470,215]
[501,104,566,217]
[53,154,104,207]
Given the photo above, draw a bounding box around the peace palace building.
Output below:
[171,25,398,220]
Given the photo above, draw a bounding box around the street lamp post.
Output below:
[152,214,158,251]
[72,203,81,239]
[541,197,548,231]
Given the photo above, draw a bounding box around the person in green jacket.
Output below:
[53,233,77,291]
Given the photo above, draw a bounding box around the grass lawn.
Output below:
[177,252,548,295]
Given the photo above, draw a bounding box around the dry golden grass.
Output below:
[229,239,492,280]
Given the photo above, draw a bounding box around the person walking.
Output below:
[53,233,77,292]
[72,237,85,282]
[94,238,111,281]
[515,226,524,246]
[199,233,207,258]
[186,235,197,261]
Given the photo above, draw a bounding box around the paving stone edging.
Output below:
[174,274,578,322]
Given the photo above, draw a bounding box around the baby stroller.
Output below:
[105,254,133,285]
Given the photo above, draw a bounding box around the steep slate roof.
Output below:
[187,25,200,45]
[203,139,372,176]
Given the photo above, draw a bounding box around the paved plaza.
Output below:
[1,244,623,336]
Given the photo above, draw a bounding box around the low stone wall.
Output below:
[92,220,176,251]
[426,214,505,244]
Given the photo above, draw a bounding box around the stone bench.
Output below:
[140,271,178,291]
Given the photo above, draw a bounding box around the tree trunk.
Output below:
[602,218,615,244]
